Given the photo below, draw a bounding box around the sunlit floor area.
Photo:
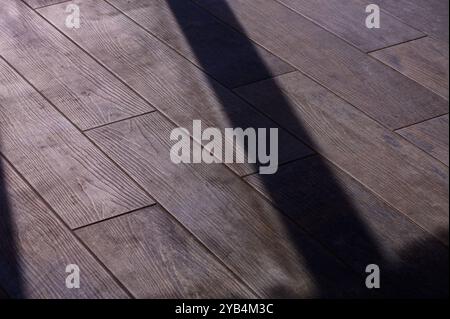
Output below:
[0,0,448,299]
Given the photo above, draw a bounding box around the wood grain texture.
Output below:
[76,206,255,298]
[0,58,153,229]
[86,112,364,298]
[235,71,449,245]
[192,0,448,129]
[397,114,449,166]
[0,158,129,299]
[0,0,155,130]
[39,0,312,177]
[107,0,293,88]
[371,37,449,99]
[245,156,449,297]
[21,0,64,9]
[276,0,424,52]
[361,0,449,42]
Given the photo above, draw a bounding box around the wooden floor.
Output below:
[0,0,448,299]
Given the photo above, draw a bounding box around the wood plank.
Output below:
[108,0,294,88]
[0,58,153,229]
[397,115,449,166]
[276,0,424,52]
[39,0,312,177]
[0,158,129,298]
[234,71,449,245]
[361,0,449,42]
[191,0,448,129]
[86,112,365,298]
[0,0,155,130]
[245,156,449,297]
[76,206,255,298]
[371,37,449,99]
[22,0,62,9]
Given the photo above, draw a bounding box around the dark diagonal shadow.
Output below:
[1,47,24,300]
[166,0,448,298]
[0,154,23,299]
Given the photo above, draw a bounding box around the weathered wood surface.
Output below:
[22,0,63,9]
[276,0,424,52]
[235,71,449,245]
[86,112,364,298]
[397,115,449,166]
[0,157,129,298]
[371,37,449,99]
[76,205,255,298]
[108,0,294,88]
[192,0,448,129]
[0,0,447,299]
[0,0,155,130]
[39,0,312,176]
[245,156,449,297]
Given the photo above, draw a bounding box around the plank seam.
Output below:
[394,112,450,132]
[366,35,429,54]
[72,204,157,231]
[229,69,298,89]
[239,152,318,178]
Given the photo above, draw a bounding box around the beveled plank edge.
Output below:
[395,113,450,167]
[71,203,157,231]
[233,71,448,246]
[366,35,430,54]
[394,112,450,133]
